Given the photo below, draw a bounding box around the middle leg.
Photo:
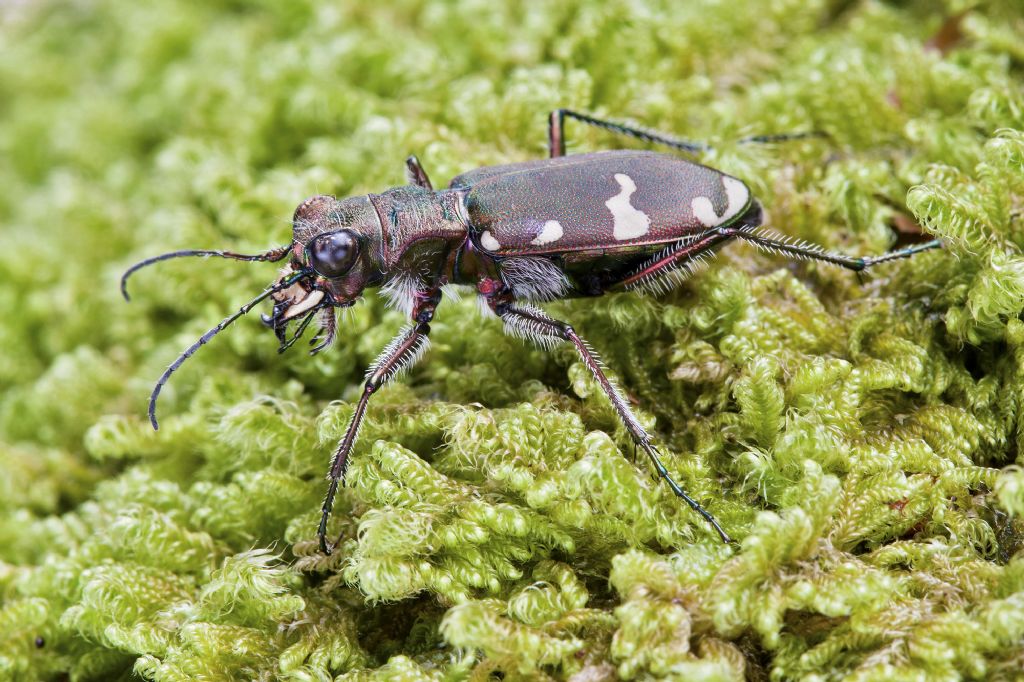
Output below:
[484,289,732,543]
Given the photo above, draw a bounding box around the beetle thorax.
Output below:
[368,186,468,269]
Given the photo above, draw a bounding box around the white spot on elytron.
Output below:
[690,197,719,227]
[691,176,750,227]
[480,230,501,251]
[723,177,749,217]
[531,220,563,246]
[606,173,651,240]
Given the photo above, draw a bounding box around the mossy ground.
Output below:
[2,1,1024,680]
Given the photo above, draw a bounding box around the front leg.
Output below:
[318,292,438,554]
[486,289,732,543]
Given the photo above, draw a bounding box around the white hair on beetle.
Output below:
[364,324,431,382]
[475,294,496,318]
[498,256,570,302]
[379,271,423,315]
[292,218,320,245]
[440,283,465,303]
[739,225,832,262]
[499,302,563,350]
[625,235,718,296]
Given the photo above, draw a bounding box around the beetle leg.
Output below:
[548,109,707,158]
[318,293,438,555]
[737,131,829,145]
[609,229,738,293]
[405,155,434,190]
[548,109,826,158]
[489,297,732,544]
[731,228,943,271]
[611,226,942,295]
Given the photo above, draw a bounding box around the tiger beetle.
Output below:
[122,110,942,553]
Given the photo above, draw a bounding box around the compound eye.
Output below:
[308,230,358,278]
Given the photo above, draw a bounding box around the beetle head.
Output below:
[257,194,383,349]
[121,192,388,429]
[283,194,383,305]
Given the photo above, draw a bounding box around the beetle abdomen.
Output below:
[451,151,752,256]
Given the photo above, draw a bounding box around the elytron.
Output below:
[122,109,940,553]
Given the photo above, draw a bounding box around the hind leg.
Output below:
[547,109,827,158]
[730,229,943,271]
[603,225,941,294]
[607,230,737,293]
[548,109,707,158]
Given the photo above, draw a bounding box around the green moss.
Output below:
[2,0,1024,679]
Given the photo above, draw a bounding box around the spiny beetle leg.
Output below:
[548,109,826,159]
[613,225,943,289]
[610,228,738,292]
[405,155,433,190]
[732,229,944,271]
[488,295,732,544]
[548,108,708,158]
[859,239,944,267]
[318,295,438,555]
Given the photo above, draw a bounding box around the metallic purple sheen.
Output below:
[450,150,749,256]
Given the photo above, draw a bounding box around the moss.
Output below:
[1,0,1024,679]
